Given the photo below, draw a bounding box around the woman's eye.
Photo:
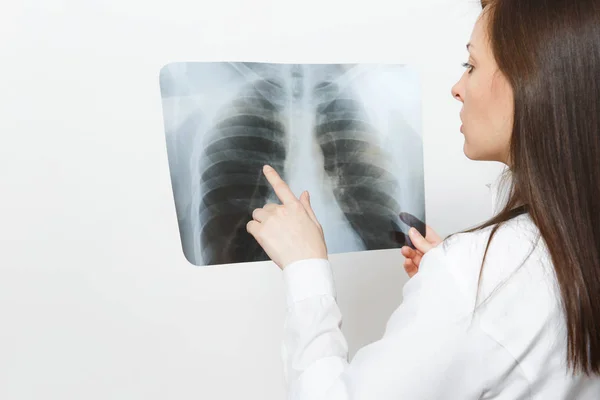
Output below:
[461,62,474,73]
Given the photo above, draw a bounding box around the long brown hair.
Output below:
[459,0,600,375]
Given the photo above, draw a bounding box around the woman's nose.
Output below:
[451,83,463,102]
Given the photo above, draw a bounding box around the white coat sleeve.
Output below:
[280,246,488,400]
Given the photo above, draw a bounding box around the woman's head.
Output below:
[451,10,513,164]
[459,0,600,375]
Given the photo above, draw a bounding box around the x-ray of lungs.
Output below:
[159,62,426,267]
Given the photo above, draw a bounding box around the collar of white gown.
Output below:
[489,168,513,214]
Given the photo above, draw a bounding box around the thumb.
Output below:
[409,227,433,253]
[299,191,319,226]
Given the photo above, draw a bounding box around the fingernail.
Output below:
[409,227,418,237]
[263,165,272,171]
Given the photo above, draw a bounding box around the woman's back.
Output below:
[414,214,600,398]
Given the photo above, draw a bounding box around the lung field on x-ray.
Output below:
[159,62,425,267]
[313,67,404,251]
[199,68,288,265]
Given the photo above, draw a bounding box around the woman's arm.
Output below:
[281,259,348,397]
[280,247,490,400]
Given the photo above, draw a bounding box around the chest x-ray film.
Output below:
[159,62,426,267]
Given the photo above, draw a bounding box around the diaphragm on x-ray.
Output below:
[159,62,426,267]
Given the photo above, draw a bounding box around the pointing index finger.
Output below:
[263,165,297,205]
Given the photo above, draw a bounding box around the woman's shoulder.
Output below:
[421,213,555,307]
[443,213,542,255]
[440,213,547,266]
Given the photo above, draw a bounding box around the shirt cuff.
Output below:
[282,258,336,308]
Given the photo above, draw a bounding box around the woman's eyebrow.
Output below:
[466,43,477,61]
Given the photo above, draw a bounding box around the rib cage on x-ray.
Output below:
[159,62,424,266]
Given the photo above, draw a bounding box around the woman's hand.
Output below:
[400,222,442,278]
[246,165,328,270]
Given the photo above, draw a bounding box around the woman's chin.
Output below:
[463,142,485,161]
[463,142,475,160]
[463,144,505,164]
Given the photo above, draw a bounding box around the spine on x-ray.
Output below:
[312,77,405,249]
[198,77,288,265]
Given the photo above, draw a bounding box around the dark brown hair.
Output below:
[461,0,600,375]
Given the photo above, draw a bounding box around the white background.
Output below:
[0,0,503,399]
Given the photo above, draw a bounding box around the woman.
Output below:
[246,0,600,398]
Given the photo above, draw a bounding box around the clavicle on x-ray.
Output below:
[159,62,426,267]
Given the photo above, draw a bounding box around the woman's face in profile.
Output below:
[451,11,514,165]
